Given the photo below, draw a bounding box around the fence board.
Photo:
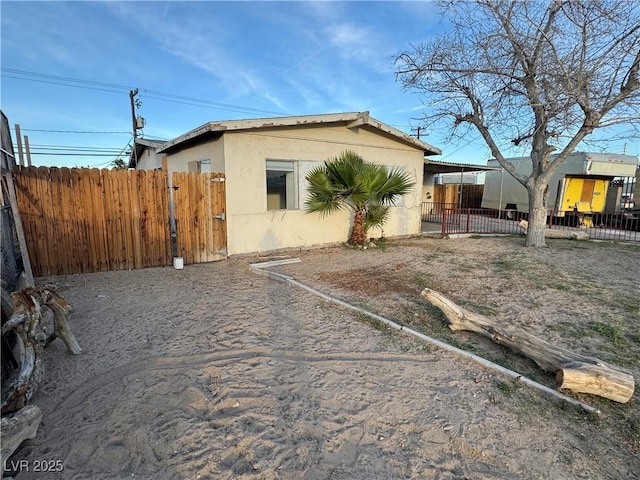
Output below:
[59,168,78,273]
[36,167,54,275]
[130,171,143,268]
[70,168,90,272]
[196,174,206,263]
[173,172,226,265]
[187,173,197,262]
[12,167,173,276]
[212,172,227,256]
[122,169,135,270]
[89,168,109,272]
[82,169,98,272]
[155,168,172,262]
[102,170,117,270]
[12,168,44,275]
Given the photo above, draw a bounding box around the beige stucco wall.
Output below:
[165,140,222,180]
[422,170,437,202]
[222,125,425,255]
[135,148,163,171]
[163,123,426,256]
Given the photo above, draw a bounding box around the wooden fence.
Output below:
[172,171,227,265]
[13,167,172,276]
[12,167,229,277]
[434,184,484,208]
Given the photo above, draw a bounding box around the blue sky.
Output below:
[1,1,638,169]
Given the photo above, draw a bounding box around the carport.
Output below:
[423,159,499,208]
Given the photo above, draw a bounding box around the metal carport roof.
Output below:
[424,159,500,174]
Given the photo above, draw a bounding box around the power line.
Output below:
[1,73,127,95]
[2,68,130,90]
[111,138,134,165]
[28,152,127,157]
[19,129,131,134]
[2,67,286,116]
[29,143,126,150]
[86,159,119,168]
[30,148,126,154]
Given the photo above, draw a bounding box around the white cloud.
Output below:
[322,21,397,73]
[104,2,289,111]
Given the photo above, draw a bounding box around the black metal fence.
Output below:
[421,202,459,222]
[421,202,640,242]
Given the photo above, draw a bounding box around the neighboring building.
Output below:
[422,159,498,206]
[481,152,639,215]
[127,138,166,170]
[133,111,441,256]
[436,171,484,185]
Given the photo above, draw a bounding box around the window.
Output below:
[385,165,408,207]
[266,160,298,210]
[188,159,211,173]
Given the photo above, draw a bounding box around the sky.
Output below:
[1,1,638,169]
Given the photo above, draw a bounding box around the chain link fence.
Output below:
[1,205,23,293]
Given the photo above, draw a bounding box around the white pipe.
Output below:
[250,261,600,414]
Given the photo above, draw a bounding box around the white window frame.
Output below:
[188,159,212,173]
[266,159,298,210]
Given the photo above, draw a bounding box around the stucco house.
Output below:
[128,138,165,170]
[131,111,441,256]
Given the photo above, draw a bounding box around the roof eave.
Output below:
[158,111,442,155]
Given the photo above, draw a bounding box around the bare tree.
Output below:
[396,0,640,246]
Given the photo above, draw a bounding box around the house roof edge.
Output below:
[157,111,441,155]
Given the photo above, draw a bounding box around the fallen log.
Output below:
[421,288,635,403]
[518,219,589,240]
[0,405,42,475]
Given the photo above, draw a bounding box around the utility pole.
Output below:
[411,126,422,140]
[129,89,139,141]
[129,89,139,167]
[14,124,25,166]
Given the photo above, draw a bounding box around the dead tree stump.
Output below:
[1,405,42,475]
[1,287,80,415]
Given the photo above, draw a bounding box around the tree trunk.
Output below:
[526,180,548,247]
[349,207,368,245]
[1,405,42,475]
[421,288,635,403]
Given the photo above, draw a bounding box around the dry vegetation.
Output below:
[272,235,640,456]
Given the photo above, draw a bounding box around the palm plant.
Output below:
[305,151,415,245]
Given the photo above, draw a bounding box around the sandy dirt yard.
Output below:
[7,235,640,480]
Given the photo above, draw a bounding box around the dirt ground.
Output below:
[8,235,640,479]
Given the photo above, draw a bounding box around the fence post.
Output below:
[441,208,447,236]
[3,171,34,286]
[466,208,471,233]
